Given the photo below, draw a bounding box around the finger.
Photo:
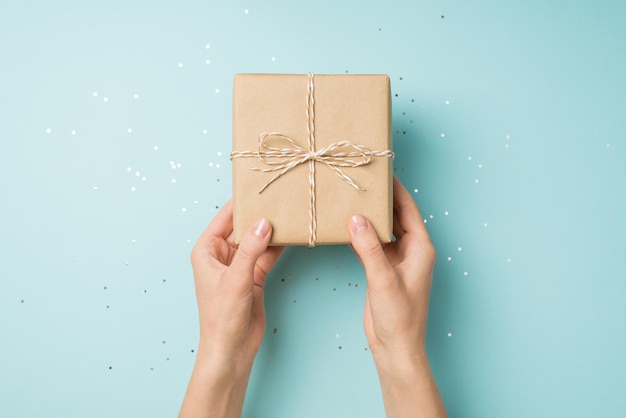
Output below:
[196,200,234,249]
[392,207,405,241]
[228,218,273,288]
[348,214,395,284]
[254,245,286,287]
[225,230,236,247]
[347,243,364,265]
[191,201,234,265]
[393,177,430,244]
[257,245,285,272]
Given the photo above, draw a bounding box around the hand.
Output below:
[349,176,447,417]
[179,200,285,418]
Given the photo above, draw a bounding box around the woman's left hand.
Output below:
[179,200,284,418]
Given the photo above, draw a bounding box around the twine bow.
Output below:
[231,73,393,247]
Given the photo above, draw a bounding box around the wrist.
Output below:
[371,349,447,418]
[372,348,429,385]
[195,343,256,383]
[179,346,255,418]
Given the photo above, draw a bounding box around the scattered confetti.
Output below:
[3,8,618,407]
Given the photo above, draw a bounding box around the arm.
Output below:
[179,200,285,418]
[348,177,447,418]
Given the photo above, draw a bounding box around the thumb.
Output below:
[229,218,272,284]
[349,214,395,282]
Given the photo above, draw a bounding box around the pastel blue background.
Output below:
[1,1,625,417]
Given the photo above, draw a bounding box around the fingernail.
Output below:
[350,214,368,235]
[253,218,270,238]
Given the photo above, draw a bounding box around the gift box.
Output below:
[231,73,393,247]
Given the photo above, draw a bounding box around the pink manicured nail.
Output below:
[253,218,270,237]
[351,214,368,234]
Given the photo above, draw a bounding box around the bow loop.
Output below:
[235,132,390,193]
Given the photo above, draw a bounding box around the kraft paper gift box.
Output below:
[231,73,393,247]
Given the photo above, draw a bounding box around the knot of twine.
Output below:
[231,73,394,247]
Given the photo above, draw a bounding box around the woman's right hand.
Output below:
[348,176,447,418]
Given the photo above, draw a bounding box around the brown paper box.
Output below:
[232,73,393,246]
